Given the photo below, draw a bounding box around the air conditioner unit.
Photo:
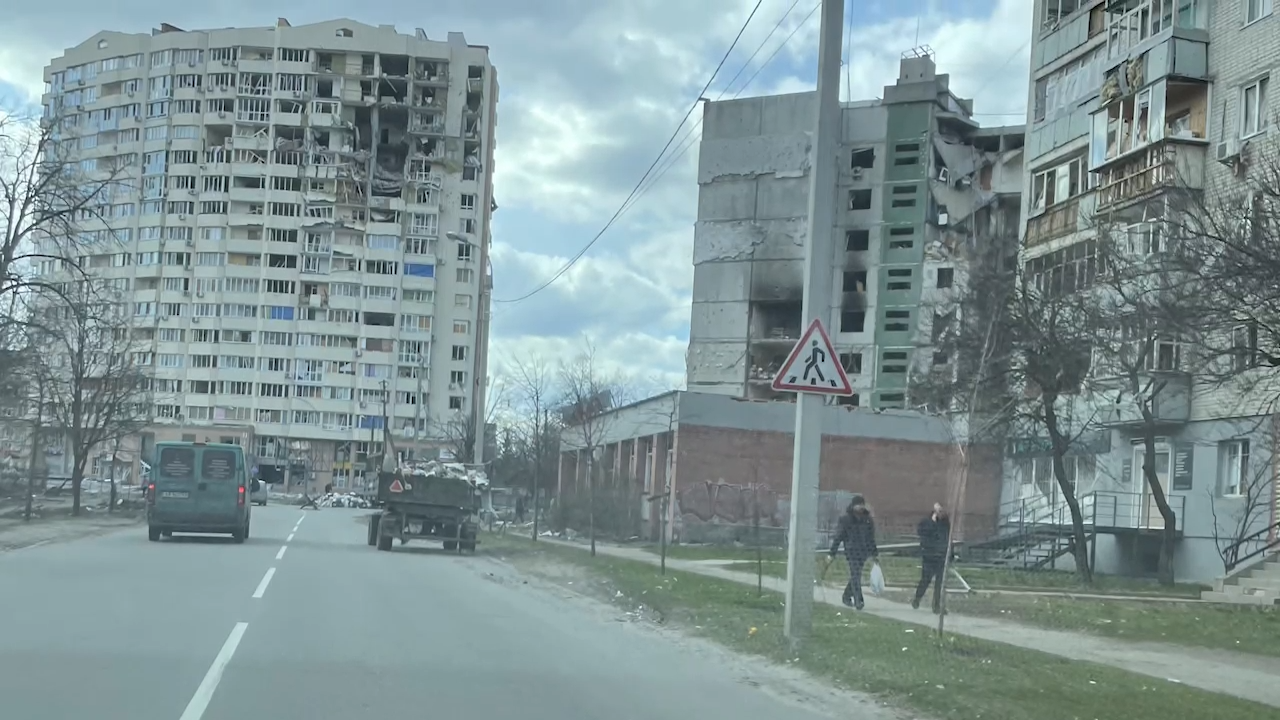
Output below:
[197,87,205,93]
[218,111,227,118]
[221,59,230,66]
[127,90,136,97]
[179,214,188,220]
[188,60,198,68]
[185,239,194,246]
[182,290,191,296]
[196,291,204,297]
[937,167,950,183]
[1215,140,1239,165]
[937,212,949,226]
[851,166,863,179]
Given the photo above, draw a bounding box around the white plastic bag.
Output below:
[869,561,886,596]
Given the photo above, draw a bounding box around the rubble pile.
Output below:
[318,492,373,509]
[396,460,490,488]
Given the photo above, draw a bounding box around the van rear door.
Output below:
[153,446,198,519]
[197,447,242,520]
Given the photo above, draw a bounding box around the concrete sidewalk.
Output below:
[544,538,1280,709]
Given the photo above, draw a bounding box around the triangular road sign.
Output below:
[388,478,404,493]
[771,318,854,396]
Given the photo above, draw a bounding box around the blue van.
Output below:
[147,442,251,542]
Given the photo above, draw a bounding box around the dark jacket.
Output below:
[830,509,877,559]
[917,514,951,560]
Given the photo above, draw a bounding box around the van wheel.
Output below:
[244,520,250,539]
[162,530,172,538]
[148,525,161,542]
[232,523,246,544]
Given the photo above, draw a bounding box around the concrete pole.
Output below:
[783,0,844,647]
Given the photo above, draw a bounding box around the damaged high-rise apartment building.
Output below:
[37,18,497,490]
[688,51,1024,410]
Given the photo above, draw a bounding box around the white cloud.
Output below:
[0,1,1034,401]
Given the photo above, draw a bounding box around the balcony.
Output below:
[1095,140,1204,211]
[1091,370,1191,428]
[1090,78,1208,209]
[1104,0,1209,63]
[1025,196,1084,249]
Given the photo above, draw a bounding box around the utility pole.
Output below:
[783,0,844,648]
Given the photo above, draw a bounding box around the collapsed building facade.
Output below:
[39,18,498,492]
[688,50,1023,410]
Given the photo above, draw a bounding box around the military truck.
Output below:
[366,462,483,553]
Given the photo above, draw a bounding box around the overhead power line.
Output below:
[494,0,766,304]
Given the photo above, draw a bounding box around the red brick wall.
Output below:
[673,423,1001,542]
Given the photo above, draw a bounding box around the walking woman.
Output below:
[829,494,878,609]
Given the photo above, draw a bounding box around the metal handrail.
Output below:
[1224,520,1280,573]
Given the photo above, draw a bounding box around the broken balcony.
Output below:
[1104,0,1209,63]
[1091,79,1208,212]
[749,301,802,345]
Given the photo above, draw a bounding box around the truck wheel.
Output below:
[367,515,380,546]
[377,531,393,551]
[461,541,477,553]
[148,525,161,542]
[444,541,459,551]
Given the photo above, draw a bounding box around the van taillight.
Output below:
[237,486,245,506]
[147,483,155,504]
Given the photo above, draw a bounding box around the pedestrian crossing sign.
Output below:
[770,318,854,396]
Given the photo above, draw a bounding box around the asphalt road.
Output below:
[0,506,846,720]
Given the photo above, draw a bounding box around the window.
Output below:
[1031,156,1088,212]
[460,194,476,210]
[1246,0,1273,24]
[936,267,954,288]
[842,270,867,293]
[1241,77,1269,138]
[839,352,862,374]
[1125,222,1164,256]
[848,189,872,210]
[452,345,468,361]
[449,396,464,410]
[850,148,874,169]
[456,268,474,283]
[1220,440,1249,496]
[846,229,869,251]
[1232,323,1259,371]
[840,310,865,333]
[453,320,471,334]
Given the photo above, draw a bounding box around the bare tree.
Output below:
[506,353,559,539]
[1,109,127,318]
[1206,418,1276,572]
[920,259,1105,585]
[1086,206,1258,585]
[34,282,153,516]
[434,378,508,464]
[557,340,631,557]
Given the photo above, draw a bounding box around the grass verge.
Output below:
[719,557,1278,658]
[488,535,1279,720]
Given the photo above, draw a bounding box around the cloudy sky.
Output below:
[0,0,1033,391]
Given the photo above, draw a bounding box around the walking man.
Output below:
[829,494,878,610]
[913,502,951,613]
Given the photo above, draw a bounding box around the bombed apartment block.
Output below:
[689,49,1023,410]
[39,19,499,489]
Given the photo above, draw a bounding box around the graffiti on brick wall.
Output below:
[676,480,786,527]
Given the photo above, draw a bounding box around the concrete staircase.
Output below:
[1201,554,1280,605]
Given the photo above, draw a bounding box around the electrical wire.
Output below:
[621,2,822,218]
[493,0,765,304]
